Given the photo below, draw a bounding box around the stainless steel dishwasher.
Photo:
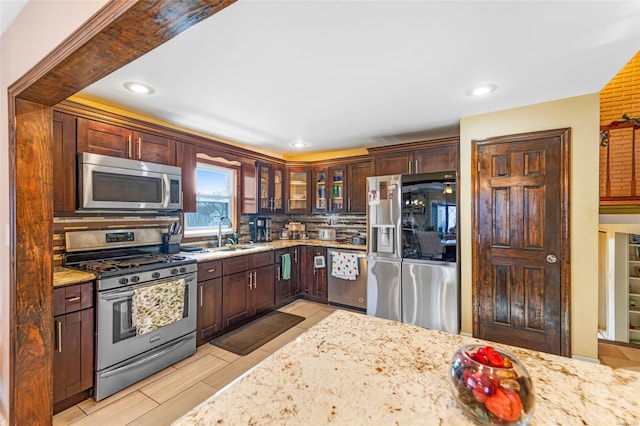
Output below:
[328,249,367,311]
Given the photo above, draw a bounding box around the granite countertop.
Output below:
[53,240,365,286]
[182,239,366,262]
[53,266,96,288]
[174,310,640,425]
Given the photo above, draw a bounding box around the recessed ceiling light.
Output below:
[123,82,155,94]
[291,142,307,148]
[468,84,497,97]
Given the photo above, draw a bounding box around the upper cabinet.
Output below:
[369,137,459,176]
[285,166,310,213]
[53,111,78,213]
[257,161,284,214]
[77,118,176,165]
[312,158,371,214]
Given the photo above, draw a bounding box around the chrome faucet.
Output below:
[218,216,227,247]
[217,216,233,247]
[226,238,236,246]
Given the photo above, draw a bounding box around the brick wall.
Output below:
[600,51,640,202]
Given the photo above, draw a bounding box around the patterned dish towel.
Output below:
[132,278,185,336]
[331,251,359,280]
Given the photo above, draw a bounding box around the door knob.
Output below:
[546,254,557,263]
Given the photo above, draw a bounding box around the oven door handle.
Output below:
[101,290,134,301]
[98,334,193,378]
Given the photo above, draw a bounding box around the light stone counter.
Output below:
[175,310,640,425]
[183,239,366,263]
[53,266,96,287]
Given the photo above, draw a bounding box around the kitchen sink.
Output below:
[215,245,254,251]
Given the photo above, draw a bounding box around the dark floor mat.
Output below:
[210,311,305,356]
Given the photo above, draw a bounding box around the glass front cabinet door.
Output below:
[286,167,310,213]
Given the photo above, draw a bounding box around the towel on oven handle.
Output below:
[331,251,359,281]
[132,278,185,336]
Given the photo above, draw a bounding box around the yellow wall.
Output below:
[460,93,601,359]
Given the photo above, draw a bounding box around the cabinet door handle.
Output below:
[408,160,412,174]
[348,198,351,211]
[138,137,142,159]
[414,159,418,174]
[293,248,298,263]
[276,264,281,281]
[207,268,216,273]
[288,199,291,211]
[127,135,132,158]
[66,296,80,303]
[199,286,203,307]
[56,320,62,353]
[248,272,252,289]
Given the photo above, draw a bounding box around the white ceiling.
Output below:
[75,0,640,156]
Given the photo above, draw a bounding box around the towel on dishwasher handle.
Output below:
[281,253,291,280]
[331,251,359,280]
[132,278,185,336]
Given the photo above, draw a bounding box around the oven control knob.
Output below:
[118,277,128,285]
[130,275,140,283]
[152,272,161,279]
[179,267,187,273]
[171,268,179,275]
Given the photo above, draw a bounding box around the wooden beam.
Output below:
[11,0,236,105]
[8,1,236,424]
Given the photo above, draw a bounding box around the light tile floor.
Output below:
[53,300,340,426]
[54,301,640,425]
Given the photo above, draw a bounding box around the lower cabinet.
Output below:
[274,247,301,306]
[301,246,328,303]
[197,260,223,345]
[222,251,275,329]
[53,281,94,413]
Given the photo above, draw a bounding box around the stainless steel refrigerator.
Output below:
[400,172,459,334]
[366,172,460,334]
[366,175,402,321]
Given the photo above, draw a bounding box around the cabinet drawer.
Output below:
[223,255,248,276]
[198,260,222,281]
[54,281,94,316]
[249,250,274,269]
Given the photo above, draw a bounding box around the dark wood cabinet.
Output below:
[312,159,371,214]
[76,117,176,165]
[347,160,372,213]
[373,150,412,176]
[257,161,284,213]
[301,246,328,303]
[176,141,197,212]
[370,137,459,176]
[222,251,275,329]
[197,260,223,345]
[53,281,94,413]
[53,111,78,212]
[274,247,301,306]
[285,166,310,213]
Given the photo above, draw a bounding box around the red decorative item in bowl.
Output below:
[450,345,535,425]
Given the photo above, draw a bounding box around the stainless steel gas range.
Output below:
[64,228,197,401]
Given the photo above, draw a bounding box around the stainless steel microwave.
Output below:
[77,152,182,211]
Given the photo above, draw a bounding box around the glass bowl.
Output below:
[449,344,535,425]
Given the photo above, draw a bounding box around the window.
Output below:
[184,162,236,237]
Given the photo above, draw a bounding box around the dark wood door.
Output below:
[53,308,93,406]
[473,129,570,357]
[197,278,222,344]
[373,150,411,175]
[77,117,132,158]
[275,248,293,305]
[301,246,328,302]
[347,160,372,213]
[134,131,176,165]
[414,145,458,173]
[253,264,275,315]
[222,271,250,328]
